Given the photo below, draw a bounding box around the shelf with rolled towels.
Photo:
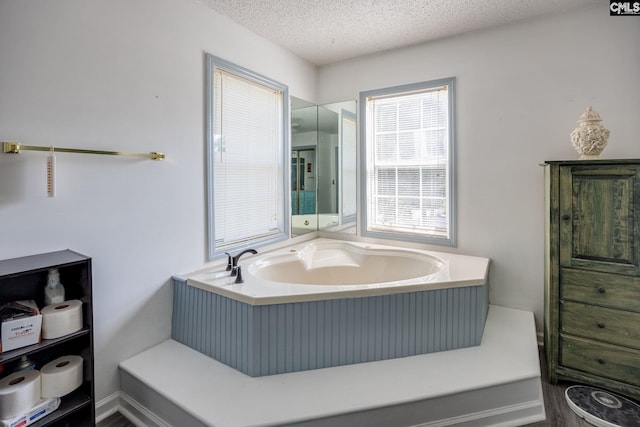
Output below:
[41,300,83,340]
[0,354,84,425]
[0,249,95,425]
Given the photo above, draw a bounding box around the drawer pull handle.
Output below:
[596,322,605,329]
[597,359,606,365]
[562,214,570,221]
[598,287,606,294]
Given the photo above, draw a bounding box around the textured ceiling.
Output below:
[204,0,600,66]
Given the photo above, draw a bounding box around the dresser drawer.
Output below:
[561,268,640,312]
[561,335,640,387]
[561,301,640,350]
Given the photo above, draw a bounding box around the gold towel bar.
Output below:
[2,142,165,160]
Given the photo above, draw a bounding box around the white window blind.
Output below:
[212,68,284,251]
[363,80,454,244]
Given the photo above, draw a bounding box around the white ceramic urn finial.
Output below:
[570,106,610,160]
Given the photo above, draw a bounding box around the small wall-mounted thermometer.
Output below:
[47,147,55,197]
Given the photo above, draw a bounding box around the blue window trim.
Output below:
[341,108,358,226]
[205,53,290,260]
[358,77,457,247]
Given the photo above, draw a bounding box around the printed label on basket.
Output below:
[0,397,60,427]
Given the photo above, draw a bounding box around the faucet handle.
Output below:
[224,252,233,271]
[233,266,243,284]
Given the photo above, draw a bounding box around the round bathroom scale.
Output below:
[565,385,640,427]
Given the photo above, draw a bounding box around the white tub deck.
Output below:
[186,238,490,305]
[118,305,545,426]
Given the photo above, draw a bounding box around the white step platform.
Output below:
[118,305,545,427]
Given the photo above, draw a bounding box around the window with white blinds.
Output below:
[360,78,456,246]
[206,55,288,259]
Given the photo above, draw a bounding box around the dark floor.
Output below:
[96,350,596,427]
[97,411,134,427]
[524,349,590,427]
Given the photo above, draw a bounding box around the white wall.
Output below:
[317,5,640,331]
[0,0,316,402]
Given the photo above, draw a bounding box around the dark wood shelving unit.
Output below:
[0,250,95,426]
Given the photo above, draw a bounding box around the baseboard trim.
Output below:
[95,391,172,427]
[95,392,119,423]
[103,389,544,427]
[416,399,545,426]
[537,331,544,348]
[118,392,172,427]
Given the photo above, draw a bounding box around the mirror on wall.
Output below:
[291,97,357,237]
[291,97,318,237]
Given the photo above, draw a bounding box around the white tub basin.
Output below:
[248,241,444,285]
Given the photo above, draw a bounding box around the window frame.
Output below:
[205,53,290,260]
[359,77,456,247]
